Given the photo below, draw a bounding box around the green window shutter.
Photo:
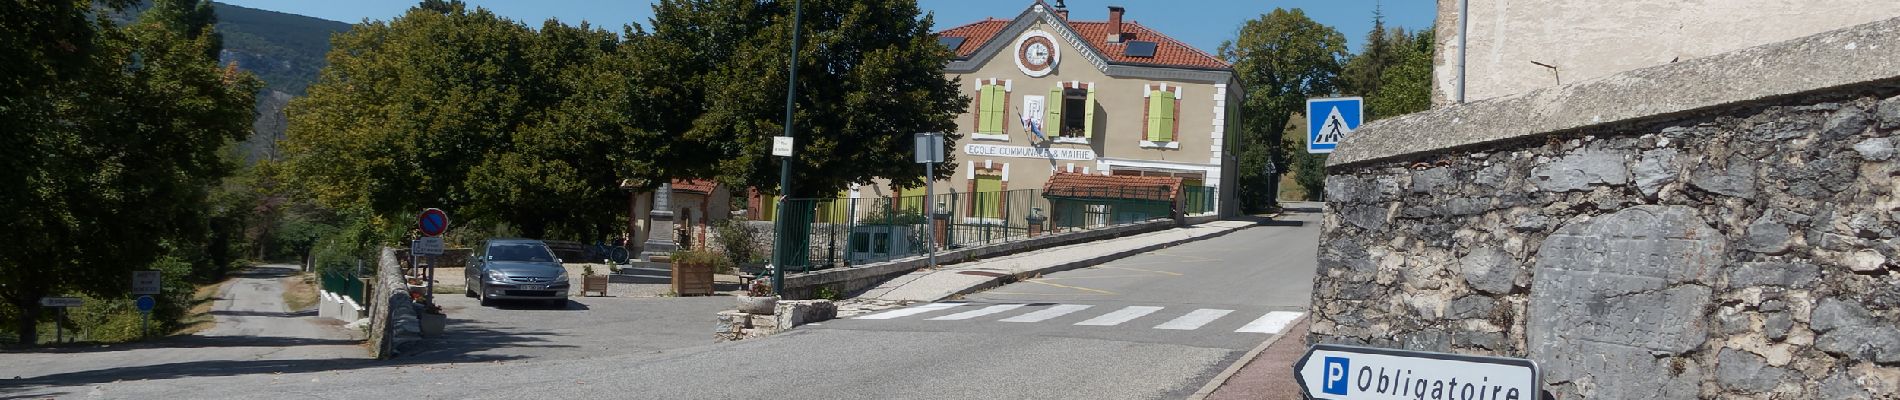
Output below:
[994,87,1008,135]
[975,175,1002,218]
[900,185,928,213]
[977,86,996,133]
[1146,91,1165,141]
[1083,86,1097,138]
[1157,90,1176,142]
[1045,86,1063,136]
[759,195,777,222]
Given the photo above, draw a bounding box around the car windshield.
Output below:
[488,243,556,262]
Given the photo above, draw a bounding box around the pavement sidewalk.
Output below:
[849,219,1260,304]
[1199,315,1312,400]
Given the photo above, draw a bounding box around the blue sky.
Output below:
[219,0,1437,53]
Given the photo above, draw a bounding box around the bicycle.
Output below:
[587,242,631,265]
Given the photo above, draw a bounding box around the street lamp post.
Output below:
[771,0,804,296]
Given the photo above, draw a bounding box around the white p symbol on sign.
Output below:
[1328,363,1344,382]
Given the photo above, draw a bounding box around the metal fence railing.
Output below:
[321,269,365,305]
[773,186,1181,273]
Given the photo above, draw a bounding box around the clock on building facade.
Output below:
[1013,30,1059,77]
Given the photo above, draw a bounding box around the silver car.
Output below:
[465,239,570,307]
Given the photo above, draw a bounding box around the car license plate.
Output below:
[519,285,542,291]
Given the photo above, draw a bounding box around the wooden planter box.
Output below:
[672,262,716,296]
[582,275,611,297]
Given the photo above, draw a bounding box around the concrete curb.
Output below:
[1187,314,1308,400]
[937,223,1255,301]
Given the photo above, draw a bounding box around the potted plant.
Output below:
[418,303,446,337]
[736,278,777,314]
[670,249,727,296]
[581,264,610,297]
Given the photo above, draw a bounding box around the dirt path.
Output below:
[0,265,369,391]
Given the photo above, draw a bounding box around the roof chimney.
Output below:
[1106,6,1125,43]
[1052,0,1069,19]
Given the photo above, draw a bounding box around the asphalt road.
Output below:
[12,210,1321,399]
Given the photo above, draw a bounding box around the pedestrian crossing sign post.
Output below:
[1306,97,1362,154]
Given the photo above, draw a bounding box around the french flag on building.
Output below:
[1022,111,1046,141]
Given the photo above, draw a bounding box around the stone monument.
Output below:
[639,183,679,264]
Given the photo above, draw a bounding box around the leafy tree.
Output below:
[624,0,966,196]
[284,2,628,240]
[1365,28,1435,120]
[1219,8,1347,210]
[0,0,259,345]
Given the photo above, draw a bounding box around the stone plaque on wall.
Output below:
[1527,205,1724,399]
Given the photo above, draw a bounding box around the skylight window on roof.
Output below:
[938,36,968,50]
[1124,41,1157,58]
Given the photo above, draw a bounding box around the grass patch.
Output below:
[176,276,233,335]
[282,272,320,312]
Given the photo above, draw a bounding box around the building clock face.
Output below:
[1013,31,1059,77]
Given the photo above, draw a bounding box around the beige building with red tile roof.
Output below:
[864,1,1242,219]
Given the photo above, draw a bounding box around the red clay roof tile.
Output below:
[1042,173,1181,201]
[935,9,1229,71]
[671,178,718,194]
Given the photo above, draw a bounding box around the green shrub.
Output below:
[671,249,735,274]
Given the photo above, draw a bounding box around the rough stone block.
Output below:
[1451,331,1505,351]
[1634,148,1680,199]
[1532,149,1631,192]
[1460,246,1517,295]
[1848,249,1889,273]
[1880,95,1900,131]
[1690,156,1758,198]
[1447,295,1497,319]
[1764,312,1794,341]
[1410,167,1452,194]
[1726,262,1821,289]
[1743,213,1794,255]
[1340,204,1388,231]
[774,299,837,329]
[1824,106,1873,140]
[1817,326,1900,363]
[1822,369,1874,400]
[1530,206,1722,397]
[1855,137,1896,161]
[1717,347,1794,393]
[1811,298,1873,332]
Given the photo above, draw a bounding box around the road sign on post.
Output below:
[1306,97,1362,154]
[772,136,795,157]
[417,208,450,237]
[413,236,446,256]
[40,297,83,308]
[132,270,162,295]
[1294,344,1542,400]
[914,132,945,269]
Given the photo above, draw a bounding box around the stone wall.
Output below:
[365,247,420,359]
[1314,18,1900,400]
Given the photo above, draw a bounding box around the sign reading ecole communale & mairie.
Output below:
[1295,344,1542,400]
[963,143,1095,161]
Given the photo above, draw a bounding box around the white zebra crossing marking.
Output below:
[999,304,1093,322]
[1153,308,1234,330]
[1235,311,1303,333]
[1075,306,1164,326]
[929,304,1027,320]
[857,302,966,320]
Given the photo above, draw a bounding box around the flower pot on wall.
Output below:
[736,295,778,315]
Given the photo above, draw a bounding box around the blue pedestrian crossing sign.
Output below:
[1307,97,1362,154]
